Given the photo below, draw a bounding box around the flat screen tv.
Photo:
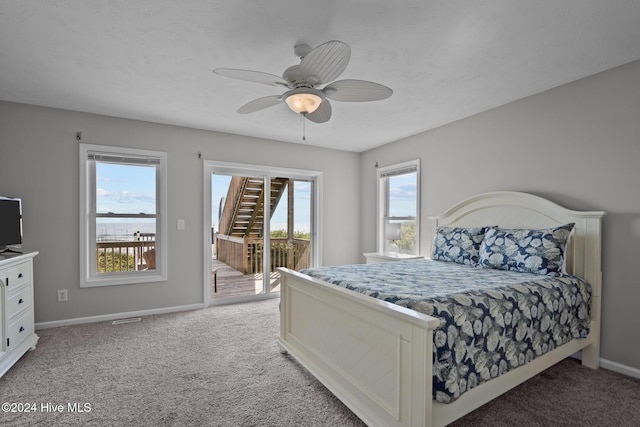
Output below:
[0,196,23,253]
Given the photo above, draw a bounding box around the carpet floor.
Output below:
[0,298,638,426]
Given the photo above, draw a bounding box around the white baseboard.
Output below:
[572,352,640,380]
[600,358,640,380]
[35,303,205,329]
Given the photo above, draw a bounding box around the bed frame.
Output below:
[278,191,605,427]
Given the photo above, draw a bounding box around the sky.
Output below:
[388,172,417,217]
[96,162,156,214]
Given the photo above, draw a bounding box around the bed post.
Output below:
[411,325,434,426]
[279,273,289,354]
[578,215,605,369]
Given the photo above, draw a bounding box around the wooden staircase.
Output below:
[219,177,288,238]
[215,176,311,275]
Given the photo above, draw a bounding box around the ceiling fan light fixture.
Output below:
[284,88,324,114]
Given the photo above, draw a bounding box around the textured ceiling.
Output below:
[1,1,640,152]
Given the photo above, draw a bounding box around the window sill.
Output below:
[80,270,167,288]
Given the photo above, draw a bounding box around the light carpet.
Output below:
[0,298,638,426]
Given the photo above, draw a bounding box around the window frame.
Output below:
[376,159,420,255]
[79,143,168,287]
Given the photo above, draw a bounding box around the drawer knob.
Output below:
[19,326,25,333]
[18,273,23,278]
[18,298,24,304]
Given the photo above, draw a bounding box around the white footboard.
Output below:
[278,268,441,427]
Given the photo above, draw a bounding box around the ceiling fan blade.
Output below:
[305,100,332,123]
[299,40,351,85]
[213,68,290,88]
[323,79,393,102]
[237,96,283,114]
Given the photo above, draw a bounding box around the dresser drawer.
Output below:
[6,261,31,288]
[7,285,32,319]
[8,310,35,350]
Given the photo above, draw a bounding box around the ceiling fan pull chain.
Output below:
[301,113,307,141]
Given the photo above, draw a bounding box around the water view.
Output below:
[96,222,156,241]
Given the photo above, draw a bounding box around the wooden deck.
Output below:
[211,258,280,300]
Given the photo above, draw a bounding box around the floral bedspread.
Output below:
[300,258,591,403]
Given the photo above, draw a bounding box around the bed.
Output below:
[277,191,605,427]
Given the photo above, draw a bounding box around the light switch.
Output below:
[177,219,185,230]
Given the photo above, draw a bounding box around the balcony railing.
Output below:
[96,240,156,272]
[215,234,310,274]
[96,234,310,275]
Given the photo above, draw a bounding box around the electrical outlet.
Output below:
[57,289,68,302]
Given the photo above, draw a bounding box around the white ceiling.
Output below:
[2,1,640,152]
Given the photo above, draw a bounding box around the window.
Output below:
[377,160,420,255]
[80,144,167,287]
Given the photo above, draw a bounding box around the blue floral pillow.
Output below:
[432,226,488,266]
[478,223,575,276]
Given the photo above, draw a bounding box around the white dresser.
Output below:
[0,251,38,378]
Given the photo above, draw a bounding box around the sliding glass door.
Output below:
[268,178,313,293]
[212,173,267,299]
[204,161,320,305]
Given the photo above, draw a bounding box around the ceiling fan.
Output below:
[213,40,393,125]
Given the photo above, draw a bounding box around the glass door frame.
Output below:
[203,159,322,306]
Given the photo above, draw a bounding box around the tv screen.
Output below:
[0,196,23,250]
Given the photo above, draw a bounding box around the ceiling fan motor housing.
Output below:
[282,64,319,88]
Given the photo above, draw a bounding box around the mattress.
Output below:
[300,258,591,402]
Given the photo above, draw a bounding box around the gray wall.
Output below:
[360,59,640,371]
[0,101,361,323]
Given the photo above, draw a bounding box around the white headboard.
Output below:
[428,191,606,298]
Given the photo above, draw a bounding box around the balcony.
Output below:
[215,234,310,275]
[96,239,156,272]
[211,235,310,299]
